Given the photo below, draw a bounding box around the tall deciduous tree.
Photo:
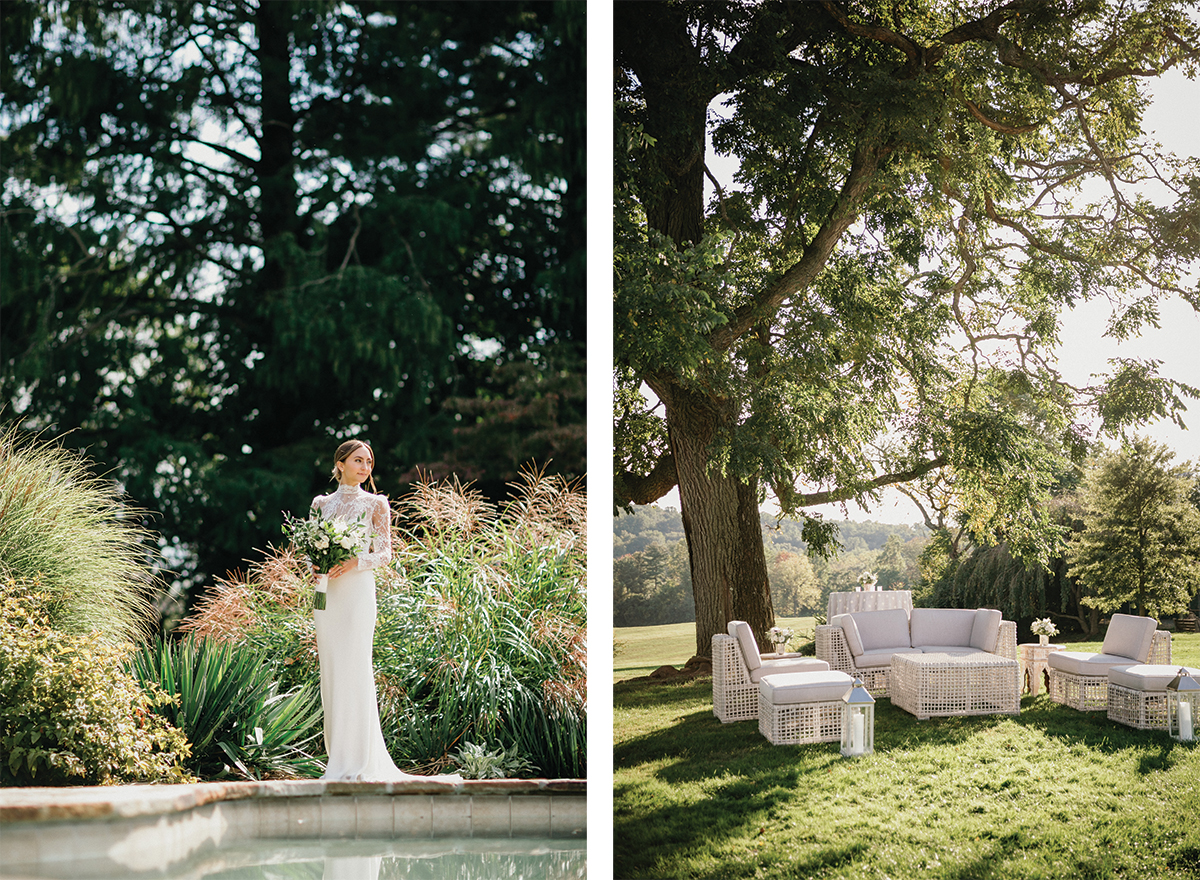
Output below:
[1068,438,1200,618]
[2,1,584,609]
[615,1,1200,656]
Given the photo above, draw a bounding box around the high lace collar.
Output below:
[335,482,365,496]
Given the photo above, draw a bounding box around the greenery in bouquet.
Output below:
[281,508,369,574]
[1031,617,1059,638]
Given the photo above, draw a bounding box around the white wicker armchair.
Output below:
[712,622,830,722]
[1047,617,1171,711]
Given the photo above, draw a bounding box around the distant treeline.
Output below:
[614,506,929,627]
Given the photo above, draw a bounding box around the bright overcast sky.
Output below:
[655,66,1200,525]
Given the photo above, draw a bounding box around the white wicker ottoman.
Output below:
[890,652,1021,720]
[758,671,854,745]
[1107,664,1200,730]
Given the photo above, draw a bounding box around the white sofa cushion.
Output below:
[1108,664,1200,691]
[728,620,761,671]
[759,670,853,704]
[854,648,917,669]
[1047,651,1138,676]
[970,608,1003,652]
[831,613,865,656]
[910,608,976,648]
[1100,614,1157,662]
[750,657,830,683]
[851,608,912,651]
[918,646,981,656]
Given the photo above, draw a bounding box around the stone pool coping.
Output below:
[0,777,585,823]
[0,778,586,876]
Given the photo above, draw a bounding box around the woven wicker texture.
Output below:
[816,619,1018,697]
[1107,682,1171,730]
[1047,630,1172,711]
[759,697,844,745]
[889,652,1020,720]
[712,634,759,722]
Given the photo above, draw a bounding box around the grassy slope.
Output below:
[614,617,816,682]
[614,629,1200,880]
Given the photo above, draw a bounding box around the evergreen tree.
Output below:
[1068,438,1200,619]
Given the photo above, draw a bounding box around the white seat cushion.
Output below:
[851,608,912,651]
[910,608,976,649]
[728,620,761,671]
[1101,614,1157,663]
[749,657,830,683]
[969,608,1003,652]
[759,670,854,704]
[854,648,919,669]
[918,646,980,656]
[1108,664,1200,691]
[1047,651,1138,676]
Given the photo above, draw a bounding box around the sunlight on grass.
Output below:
[615,632,1200,879]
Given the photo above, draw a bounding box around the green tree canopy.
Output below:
[615,0,1200,656]
[1,0,585,609]
[1068,437,1200,618]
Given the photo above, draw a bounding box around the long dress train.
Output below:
[312,483,460,783]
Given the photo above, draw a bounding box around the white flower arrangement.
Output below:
[1031,617,1059,637]
[857,570,878,589]
[282,507,370,609]
[769,626,793,649]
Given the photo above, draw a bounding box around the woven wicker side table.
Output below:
[890,652,1021,720]
[1018,642,1065,696]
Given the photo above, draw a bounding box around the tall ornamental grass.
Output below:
[0,422,156,641]
[182,468,587,778]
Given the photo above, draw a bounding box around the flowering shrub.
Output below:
[0,577,193,786]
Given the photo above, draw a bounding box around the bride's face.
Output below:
[338,448,374,487]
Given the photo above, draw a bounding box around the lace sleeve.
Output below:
[358,494,393,571]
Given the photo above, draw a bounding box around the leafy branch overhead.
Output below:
[614,0,1200,654]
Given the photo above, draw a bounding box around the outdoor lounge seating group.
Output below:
[713,604,1195,747]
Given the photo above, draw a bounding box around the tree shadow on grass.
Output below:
[1010,694,1188,772]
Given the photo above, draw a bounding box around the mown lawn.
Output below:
[614,628,1200,880]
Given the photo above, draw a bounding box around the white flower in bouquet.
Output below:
[281,507,370,608]
[1031,617,1058,637]
[768,626,793,650]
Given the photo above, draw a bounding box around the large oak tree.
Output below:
[614,0,1200,656]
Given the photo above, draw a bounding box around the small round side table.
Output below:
[1019,642,1065,696]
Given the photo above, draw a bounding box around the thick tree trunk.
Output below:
[663,382,775,658]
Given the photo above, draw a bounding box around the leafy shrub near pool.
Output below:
[0,577,193,786]
[127,635,324,780]
[182,469,586,778]
[0,422,157,642]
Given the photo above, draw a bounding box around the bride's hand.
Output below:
[327,558,359,579]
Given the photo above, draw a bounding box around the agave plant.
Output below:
[128,635,324,779]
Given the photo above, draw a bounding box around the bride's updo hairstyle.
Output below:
[331,439,378,493]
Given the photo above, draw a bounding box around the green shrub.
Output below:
[127,635,324,780]
[453,740,535,779]
[0,578,193,786]
[181,469,587,778]
[0,423,157,641]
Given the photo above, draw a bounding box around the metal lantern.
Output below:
[1166,668,1199,743]
[841,677,876,758]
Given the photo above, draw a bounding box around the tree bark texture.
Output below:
[663,383,776,658]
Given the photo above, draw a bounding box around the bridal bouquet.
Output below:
[281,508,369,610]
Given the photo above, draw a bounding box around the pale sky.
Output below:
[654,66,1200,525]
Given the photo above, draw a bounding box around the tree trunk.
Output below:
[663,382,775,658]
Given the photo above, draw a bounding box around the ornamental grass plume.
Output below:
[0,422,157,642]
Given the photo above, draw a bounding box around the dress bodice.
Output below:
[311,484,392,571]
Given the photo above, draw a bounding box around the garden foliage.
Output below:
[182,470,586,778]
[0,577,192,786]
[0,422,157,641]
[127,635,324,780]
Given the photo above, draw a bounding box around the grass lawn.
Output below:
[614,627,1200,880]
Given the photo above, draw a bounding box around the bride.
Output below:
[311,439,461,783]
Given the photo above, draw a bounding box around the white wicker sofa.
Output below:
[816,607,1018,696]
[712,621,831,722]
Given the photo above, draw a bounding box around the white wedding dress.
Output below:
[312,483,460,783]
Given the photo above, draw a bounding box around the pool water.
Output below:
[5,838,587,880]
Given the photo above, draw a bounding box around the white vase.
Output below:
[1038,634,1049,647]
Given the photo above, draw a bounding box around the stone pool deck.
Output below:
[0,778,586,878]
